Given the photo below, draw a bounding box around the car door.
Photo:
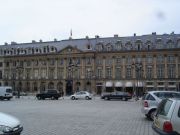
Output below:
[75,92,81,99]
[171,101,180,134]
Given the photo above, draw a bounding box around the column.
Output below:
[103,57,106,78]
[143,56,146,79]
[153,55,157,79]
[112,56,115,79]
[63,58,67,79]
[55,58,58,79]
[164,55,168,78]
[122,56,125,79]
[175,55,178,78]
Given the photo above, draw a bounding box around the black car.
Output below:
[101,91,132,101]
[36,89,61,100]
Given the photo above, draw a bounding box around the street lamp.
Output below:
[16,65,23,98]
[132,62,144,99]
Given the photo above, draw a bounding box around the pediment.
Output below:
[58,45,83,54]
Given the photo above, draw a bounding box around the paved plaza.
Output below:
[0,97,153,135]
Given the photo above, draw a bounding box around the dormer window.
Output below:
[135,40,142,51]
[106,43,112,51]
[156,39,163,49]
[87,44,91,49]
[115,41,122,50]
[96,44,103,51]
[167,40,173,49]
[125,42,132,50]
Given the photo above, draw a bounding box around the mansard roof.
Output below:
[0,33,180,56]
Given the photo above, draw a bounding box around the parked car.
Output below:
[70,91,92,100]
[152,98,180,135]
[0,86,13,100]
[141,91,180,120]
[0,112,23,135]
[101,91,132,101]
[36,89,61,100]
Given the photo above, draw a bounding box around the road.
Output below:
[0,97,153,135]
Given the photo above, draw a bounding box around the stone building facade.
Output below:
[0,33,180,96]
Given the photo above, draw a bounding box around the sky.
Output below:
[0,0,180,45]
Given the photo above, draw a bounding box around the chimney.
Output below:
[95,35,99,38]
[4,42,8,45]
[134,33,136,36]
[86,36,89,39]
[11,41,17,45]
[152,32,156,35]
[39,39,43,42]
[171,31,174,35]
[32,40,36,43]
[54,38,57,42]
[114,34,118,38]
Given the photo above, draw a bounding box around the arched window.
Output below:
[48,82,54,89]
[145,41,152,50]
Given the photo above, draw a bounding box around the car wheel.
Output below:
[149,110,156,120]
[104,97,109,100]
[71,96,75,100]
[85,96,89,100]
[37,96,41,100]
[122,97,126,101]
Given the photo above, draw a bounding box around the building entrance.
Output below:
[66,80,73,95]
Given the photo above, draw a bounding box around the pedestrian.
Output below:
[61,91,64,99]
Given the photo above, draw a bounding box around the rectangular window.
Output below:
[59,59,64,65]
[126,66,132,79]
[0,62,3,67]
[97,68,102,78]
[49,59,55,66]
[86,58,91,65]
[168,65,175,78]
[157,65,164,78]
[26,61,31,67]
[57,68,63,79]
[146,55,153,63]
[96,59,102,65]
[106,59,112,65]
[157,55,164,63]
[146,66,152,79]
[167,55,175,63]
[106,68,112,78]
[116,57,121,64]
[115,67,121,79]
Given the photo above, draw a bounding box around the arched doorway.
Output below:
[66,80,73,95]
[48,82,54,89]
[18,82,22,92]
[57,82,63,93]
[25,82,30,92]
[33,82,38,92]
[75,82,81,92]
[5,82,8,86]
[86,81,91,93]
[40,82,46,92]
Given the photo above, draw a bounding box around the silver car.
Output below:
[152,98,180,135]
[70,91,92,100]
[0,112,23,135]
[141,91,180,120]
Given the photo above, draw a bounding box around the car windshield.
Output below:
[154,92,180,99]
[156,99,173,116]
[6,89,12,93]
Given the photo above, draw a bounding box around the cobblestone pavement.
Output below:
[0,96,153,135]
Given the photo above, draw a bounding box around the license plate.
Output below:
[154,118,160,128]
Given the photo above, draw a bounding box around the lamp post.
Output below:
[132,62,144,99]
[16,65,23,98]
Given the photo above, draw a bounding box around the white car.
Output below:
[0,112,23,135]
[141,91,180,120]
[70,91,92,100]
[152,98,180,135]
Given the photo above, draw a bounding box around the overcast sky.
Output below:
[0,0,180,45]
